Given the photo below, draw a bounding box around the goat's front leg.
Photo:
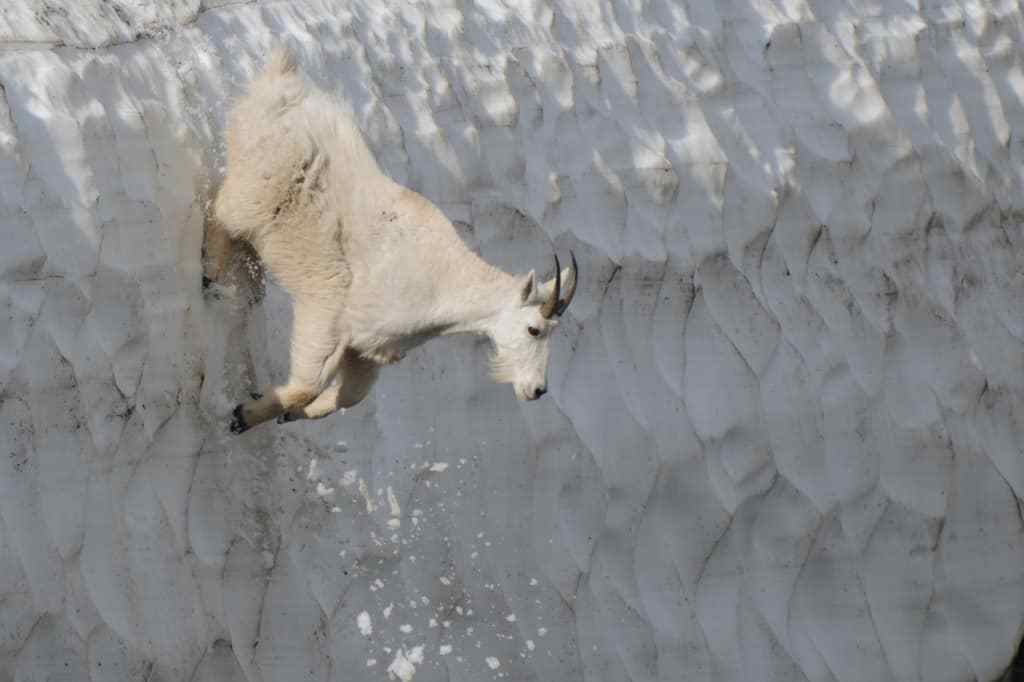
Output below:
[231,304,345,433]
[279,351,380,422]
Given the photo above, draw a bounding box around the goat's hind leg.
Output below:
[230,303,345,433]
[279,351,380,422]
[202,215,235,289]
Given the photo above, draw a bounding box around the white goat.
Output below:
[204,48,578,433]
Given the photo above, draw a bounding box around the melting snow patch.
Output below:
[485,656,501,670]
[358,478,377,512]
[387,646,425,681]
[387,485,401,516]
[340,469,358,487]
[357,611,373,637]
[440,644,453,655]
[400,623,413,634]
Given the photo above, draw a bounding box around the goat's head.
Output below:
[486,252,578,401]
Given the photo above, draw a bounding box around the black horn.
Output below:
[540,254,561,319]
[556,250,578,316]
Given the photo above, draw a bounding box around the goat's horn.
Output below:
[540,253,561,319]
[556,250,578,316]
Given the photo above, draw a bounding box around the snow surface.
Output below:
[1,0,1024,681]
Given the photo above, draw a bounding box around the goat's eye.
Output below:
[528,326,541,337]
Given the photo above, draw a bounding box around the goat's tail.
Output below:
[241,44,308,119]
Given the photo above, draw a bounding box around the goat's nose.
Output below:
[533,386,547,399]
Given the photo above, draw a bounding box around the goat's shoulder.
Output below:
[388,187,448,227]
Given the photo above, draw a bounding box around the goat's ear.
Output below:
[519,271,536,303]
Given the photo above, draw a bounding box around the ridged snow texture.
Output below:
[1,0,1024,681]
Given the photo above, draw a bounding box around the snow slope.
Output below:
[2,0,1024,680]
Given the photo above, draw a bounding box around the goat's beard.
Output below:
[487,353,517,384]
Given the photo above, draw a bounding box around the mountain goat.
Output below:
[204,48,578,433]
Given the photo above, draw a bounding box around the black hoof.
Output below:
[230,405,249,434]
[276,412,297,424]
[250,391,263,400]
[202,277,222,300]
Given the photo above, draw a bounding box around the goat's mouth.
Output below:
[514,386,547,401]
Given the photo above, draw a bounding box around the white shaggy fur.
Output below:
[204,48,576,432]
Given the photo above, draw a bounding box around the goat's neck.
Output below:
[427,253,515,338]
